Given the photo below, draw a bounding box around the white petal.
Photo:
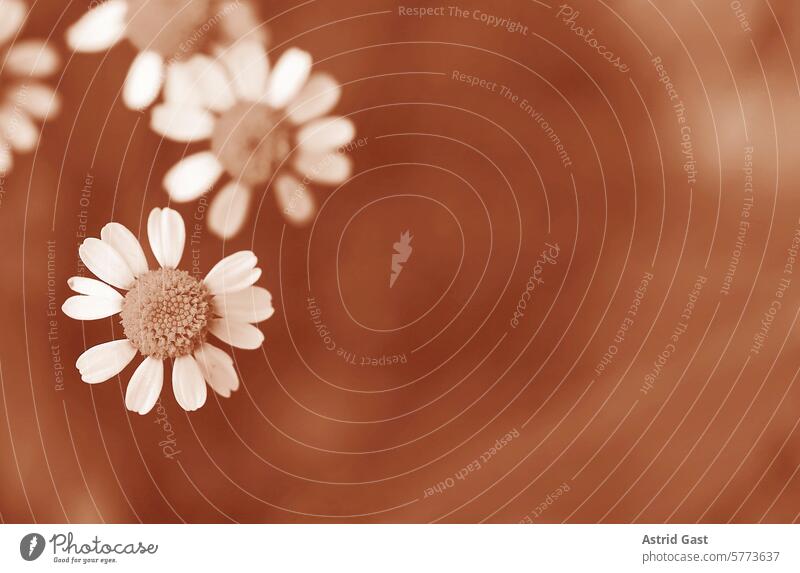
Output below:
[296,116,355,154]
[217,1,267,46]
[213,267,260,295]
[146,209,163,267]
[274,173,314,225]
[213,286,273,323]
[203,250,260,295]
[204,250,256,282]
[125,357,163,415]
[0,0,26,45]
[76,340,137,384]
[0,139,12,173]
[264,47,312,109]
[220,39,268,101]
[100,222,148,277]
[150,104,214,142]
[147,207,185,269]
[6,40,60,77]
[79,237,135,289]
[165,56,234,112]
[209,318,264,350]
[66,0,127,53]
[293,151,351,185]
[163,151,223,202]
[67,276,122,300]
[287,72,341,124]
[0,106,38,152]
[159,208,185,269]
[172,355,207,411]
[194,342,239,398]
[62,295,122,320]
[8,83,60,120]
[163,60,198,107]
[123,50,163,110]
[207,181,250,239]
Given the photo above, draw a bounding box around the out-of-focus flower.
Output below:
[0,0,61,173]
[65,0,264,110]
[151,40,354,238]
[61,207,274,414]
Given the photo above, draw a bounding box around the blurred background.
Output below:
[1,0,800,523]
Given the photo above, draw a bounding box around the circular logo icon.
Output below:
[19,533,45,561]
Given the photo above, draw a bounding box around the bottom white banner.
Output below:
[0,524,797,571]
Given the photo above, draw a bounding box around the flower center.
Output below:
[211,102,290,186]
[120,268,211,359]
[126,0,212,59]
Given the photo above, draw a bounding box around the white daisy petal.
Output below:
[274,173,315,225]
[189,57,236,112]
[293,151,352,185]
[125,357,163,415]
[0,106,38,152]
[163,61,197,107]
[212,286,273,323]
[146,208,164,268]
[213,267,260,295]
[6,40,60,77]
[217,0,267,46]
[150,104,214,142]
[147,207,185,269]
[66,0,127,53]
[207,181,251,239]
[0,0,26,46]
[123,50,164,110]
[160,207,185,269]
[79,237,135,289]
[169,55,235,112]
[203,250,260,295]
[76,339,137,384]
[163,151,223,202]
[67,276,122,300]
[0,139,12,173]
[220,39,268,101]
[62,295,122,320]
[264,47,312,109]
[100,222,149,277]
[9,83,60,120]
[209,318,264,350]
[203,250,257,283]
[172,355,207,411]
[287,72,341,124]
[296,116,355,154]
[194,342,239,397]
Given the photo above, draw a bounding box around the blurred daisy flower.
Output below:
[151,40,355,238]
[62,207,274,414]
[65,0,264,110]
[0,0,62,172]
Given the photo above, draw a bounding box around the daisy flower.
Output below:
[0,0,61,172]
[65,0,264,110]
[61,207,274,414]
[151,40,355,238]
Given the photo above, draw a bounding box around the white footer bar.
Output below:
[1,524,797,571]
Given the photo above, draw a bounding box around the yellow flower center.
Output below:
[120,268,211,359]
[212,102,290,186]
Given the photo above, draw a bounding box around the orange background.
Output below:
[1,0,800,523]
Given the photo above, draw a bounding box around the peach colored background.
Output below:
[1,0,800,523]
